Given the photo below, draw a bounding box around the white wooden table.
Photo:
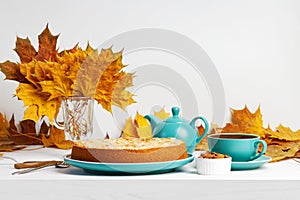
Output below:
[1,146,300,199]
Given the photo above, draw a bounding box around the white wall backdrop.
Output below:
[1,0,300,134]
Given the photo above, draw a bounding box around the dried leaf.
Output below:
[265,145,299,162]
[134,112,149,127]
[40,121,50,134]
[7,115,42,145]
[112,72,135,110]
[197,124,205,135]
[134,112,152,139]
[0,112,10,141]
[14,36,37,63]
[41,126,73,149]
[16,83,60,123]
[8,114,17,130]
[94,52,135,112]
[35,24,59,61]
[20,119,36,134]
[222,105,265,137]
[294,151,300,158]
[195,124,208,150]
[122,112,152,139]
[154,107,170,120]
[267,124,300,141]
[0,61,28,83]
[0,144,26,152]
[122,117,138,138]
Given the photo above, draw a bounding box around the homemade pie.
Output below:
[71,137,188,163]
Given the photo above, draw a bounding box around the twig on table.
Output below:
[1,156,18,163]
[293,158,300,164]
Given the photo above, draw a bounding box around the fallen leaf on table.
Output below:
[265,145,299,162]
[20,119,36,134]
[294,151,300,158]
[0,112,10,141]
[7,115,42,145]
[266,124,300,141]
[0,144,26,152]
[39,120,50,134]
[41,126,73,149]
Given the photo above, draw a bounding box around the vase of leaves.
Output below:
[0,24,135,142]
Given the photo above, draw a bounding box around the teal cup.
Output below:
[208,133,267,162]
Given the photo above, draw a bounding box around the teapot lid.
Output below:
[165,107,189,123]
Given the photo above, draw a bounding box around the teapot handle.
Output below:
[189,116,209,144]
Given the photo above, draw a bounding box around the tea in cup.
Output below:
[207,133,267,162]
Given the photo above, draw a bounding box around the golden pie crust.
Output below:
[71,137,188,163]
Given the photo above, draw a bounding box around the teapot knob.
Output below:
[172,107,180,117]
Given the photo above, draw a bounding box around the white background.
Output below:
[0,0,300,134]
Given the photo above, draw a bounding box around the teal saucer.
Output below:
[64,154,194,174]
[231,155,271,170]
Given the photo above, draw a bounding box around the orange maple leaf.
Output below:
[14,36,37,63]
[41,127,73,149]
[222,105,265,137]
[0,112,10,141]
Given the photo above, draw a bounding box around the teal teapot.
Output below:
[144,107,209,154]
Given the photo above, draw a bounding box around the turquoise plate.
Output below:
[231,155,271,170]
[64,154,194,174]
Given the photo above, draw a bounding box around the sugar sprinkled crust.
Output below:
[74,137,183,150]
[71,137,188,163]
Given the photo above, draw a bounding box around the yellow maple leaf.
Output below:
[222,105,265,137]
[265,145,299,162]
[39,63,74,100]
[41,126,73,149]
[266,124,300,141]
[134,112,152,138]
[112,72,135,110]
[16,83,60,123]
[154,107,170,120]
[95,55,134,112]
[122,117,138,138]
[122,112,152,139]
[134,112,149,127]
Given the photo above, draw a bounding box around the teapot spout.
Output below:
[144,115,161,131]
